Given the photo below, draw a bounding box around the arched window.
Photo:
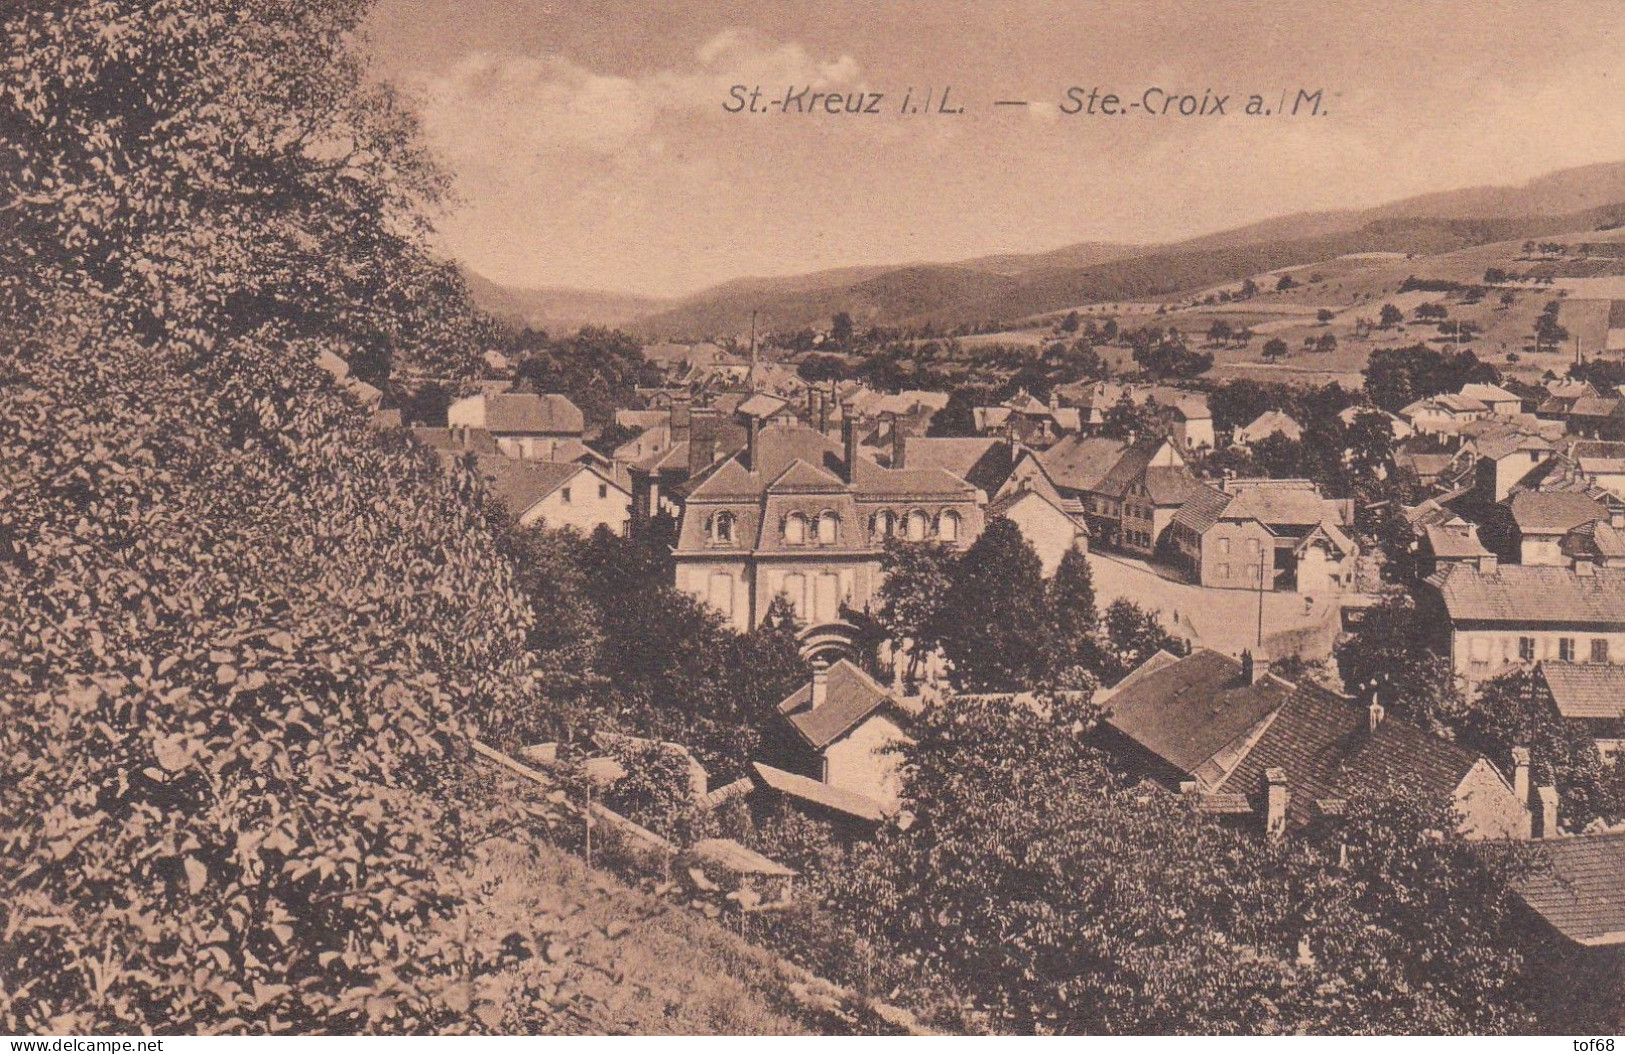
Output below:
[938,510,960,543]
[905,509,928,542]
[785,512,807,545]
[872,509,895,540]
[817,510,838,545]
[712,511,735,544]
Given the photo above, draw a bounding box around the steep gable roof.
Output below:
[900,437,1013,494]
[1102,649,1294,776]
[1038,434,1129,493]
[1216,688,1485,828]
[777,660,900,750]
[1170,483,1233,535]
[476,393,585,435]
[474,458,586,516]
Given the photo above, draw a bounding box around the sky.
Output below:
[366,0,1625,298]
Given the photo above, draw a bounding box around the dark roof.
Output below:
[777,660,898,750]
[1536,662,1625,720]
[1217,687,1486,828]
[1102,650,1294,776]
[1431,564,1625,625]
[1574,440,1625,474]
[1514,832,1625,945]
[1565,520,1625,560]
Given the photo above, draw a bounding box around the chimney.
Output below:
[842,399,858,483]
[745,414,760,472]
[890,412,906,469]
[688,406,719,479]
[670,392,692,446]
[1535,785,1559,839]
[1264,767,1289,839]
[1576,559,1596,577]
[816,389,829,433]
[1512,746,1531,808]
[1239,649,1254,686]
[1049,388,1061,412]
[810,664,829,710]
[1368,697,1385,734]
[1478,552,1498,575]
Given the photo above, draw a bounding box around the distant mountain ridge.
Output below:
[463,160,1625,339]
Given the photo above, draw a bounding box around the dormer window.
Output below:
[938,510,961,543]
[817,511,838,545]
[872,510,896,540]
[905,509,928,542]
[785,512,807,545]
[711,511,736,545]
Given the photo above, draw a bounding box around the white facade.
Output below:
[517,466,631,535]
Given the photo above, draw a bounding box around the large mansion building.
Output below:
[674,413,983,631]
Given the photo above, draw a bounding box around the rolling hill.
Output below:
[465,160,1625,340]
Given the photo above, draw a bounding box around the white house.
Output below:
[476,457,631,534]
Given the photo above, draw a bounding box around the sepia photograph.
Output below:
[6,0,1625,1039]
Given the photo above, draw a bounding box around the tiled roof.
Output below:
[1102,649,1295,776]
[737,392,791,419]
[1217,687,1487,829]
[1170,483,1233,535]
[1221,479,1348,529]
[1424,522,1491,559]
[615,408,669,430]
[750,762,887,823]
[411,425,500,457]
[1536,662,1625,720]
[1431,564,1625,625]
[472,457,585,516]
[1564,520,1625,560]
[1436,393,1489,414]
[901,437,1013,494]
[1570,396,1622,418]
[1573,440,1625,475]
[1514,832,1625,945]
[1143,465,1205,506]
[1037,435,1129,493]
[1096,437,1176,499]
[469,393,585,435]
[1509,490,1605,534]
[1461,383,1522,404]
[1236,410,1302,442]
[777,660,898,750]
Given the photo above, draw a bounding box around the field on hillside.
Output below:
[983,230,1620,388]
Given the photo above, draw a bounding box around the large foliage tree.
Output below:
[936,519,1049,691]
[0,1,580,1032]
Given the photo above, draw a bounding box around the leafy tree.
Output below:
[1379,303,1405,328]
[1044,547,1103,685]
[1276,274,1297,291]
[937,519,1049,691]
[796,352,850,383]
[1099,598,1185,685]
[874,538,958,684]
[1533,300,1569,354]
[1059,311,1081,333]
[1334,597,1464,732]
[926,386,987,437]
[1100,391,1167,440]
[1363,344,1499,413]
[511,326,655,428]
[1316,309,1335,324]
[830,311,855,348]
[1262,337,1288,360]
